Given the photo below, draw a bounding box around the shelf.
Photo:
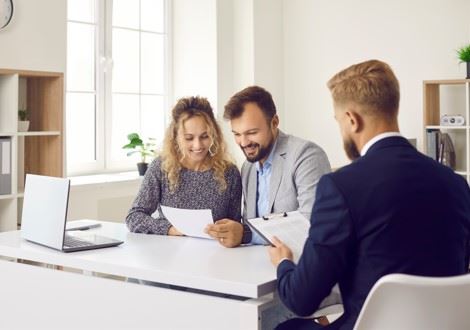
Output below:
[425,126,468,130]
[17,131,61,136]
[0,194,15,200]
[0,68,64,232]
[424,79,470,85]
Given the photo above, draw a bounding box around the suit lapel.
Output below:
[242,163,258,219]
[268,132,287,213]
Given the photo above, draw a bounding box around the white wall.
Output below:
[283,0,470,168]
[0,0,66,72]
[171,0,218,107]
[217,0,284,166]
[68,180,140,222]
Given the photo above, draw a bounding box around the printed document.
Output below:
[160,206,213,239]
[247,211,310,262]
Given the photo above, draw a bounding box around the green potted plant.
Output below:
[18,108,30,132]
[122,133,156,176]
[457,44,470,79]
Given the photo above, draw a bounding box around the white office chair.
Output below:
[353,273,470,330]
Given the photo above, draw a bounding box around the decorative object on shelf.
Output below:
[122,133,156,176]
[440,114,465,126]
[18,108,29,132]
[0,0,13,30]
[456,44,470,79]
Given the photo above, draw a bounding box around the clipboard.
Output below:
[246,211,310,262]
[246,212,287,246]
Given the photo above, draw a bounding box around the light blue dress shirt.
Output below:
[251,140,278,245]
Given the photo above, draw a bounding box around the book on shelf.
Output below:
[0,137,12,195]
[426,129,456,170]
[426,129,439,161]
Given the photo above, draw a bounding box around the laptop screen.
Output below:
[20,174,70,250]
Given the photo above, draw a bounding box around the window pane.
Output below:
[66,92,96,164]
[112,28,140,93]
[113,0,139,29]
[111,94,140,161]
[141,0,164,33]
[141,33,164,94]
[67,22,95,91]
[141,95,165,144]
[68,0,95,23]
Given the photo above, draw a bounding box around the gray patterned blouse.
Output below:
[126,157,242,234]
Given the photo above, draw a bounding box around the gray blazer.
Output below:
[241,130,331,221]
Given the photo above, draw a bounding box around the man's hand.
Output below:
[268,236,293,266]
[168,226,183,236]
[205,219,243,248]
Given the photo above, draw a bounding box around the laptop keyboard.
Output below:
[64,235,93,248]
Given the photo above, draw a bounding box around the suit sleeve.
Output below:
[276,175,354,316]
[294,143,331,220]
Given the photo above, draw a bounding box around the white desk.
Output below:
[0,221,276,298]
[0,221,284,329]
[0,221,342,329]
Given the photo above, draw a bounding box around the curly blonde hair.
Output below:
[160,96,233,192]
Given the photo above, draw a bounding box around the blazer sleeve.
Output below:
[276,174,354,316]
[293,143,331,220]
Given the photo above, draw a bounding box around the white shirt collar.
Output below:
[360,132,403,156]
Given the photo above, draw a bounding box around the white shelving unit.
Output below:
[0,69,64,231]
[423,79,470,182]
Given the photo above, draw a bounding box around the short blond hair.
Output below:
[327,60,400,118]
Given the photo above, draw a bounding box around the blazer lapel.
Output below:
[268,132,287,213]
[244,164,258,219]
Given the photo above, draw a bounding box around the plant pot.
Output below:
[137,162,148,176]
[467,62,470,79]
[18,120,30,132]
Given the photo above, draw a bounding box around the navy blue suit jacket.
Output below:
[277,137,470,330]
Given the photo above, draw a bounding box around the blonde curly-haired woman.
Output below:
[126,96,242,239]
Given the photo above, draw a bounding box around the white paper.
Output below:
[247,211,310,262]
[160,206,214,239]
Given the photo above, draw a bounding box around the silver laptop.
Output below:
[21,174,123,252]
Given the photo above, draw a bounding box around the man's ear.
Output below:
[344,110,362,134]
[271,114,280,130]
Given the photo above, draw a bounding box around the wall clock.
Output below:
[0,0,13,30]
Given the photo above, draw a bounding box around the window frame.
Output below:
[66,0,171,176]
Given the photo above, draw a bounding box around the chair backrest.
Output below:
[353,273,470,330]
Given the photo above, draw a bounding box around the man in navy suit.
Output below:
[268,59,470,330]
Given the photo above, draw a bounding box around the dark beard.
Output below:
[343,138,360,161]
[242,139,275,163]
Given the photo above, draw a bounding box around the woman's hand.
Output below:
[168,226,184,236]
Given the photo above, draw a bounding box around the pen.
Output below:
[262,212,288,220]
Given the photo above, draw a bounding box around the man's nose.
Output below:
[240,135,249,147]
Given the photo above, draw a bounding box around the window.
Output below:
[66,0,168,175]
